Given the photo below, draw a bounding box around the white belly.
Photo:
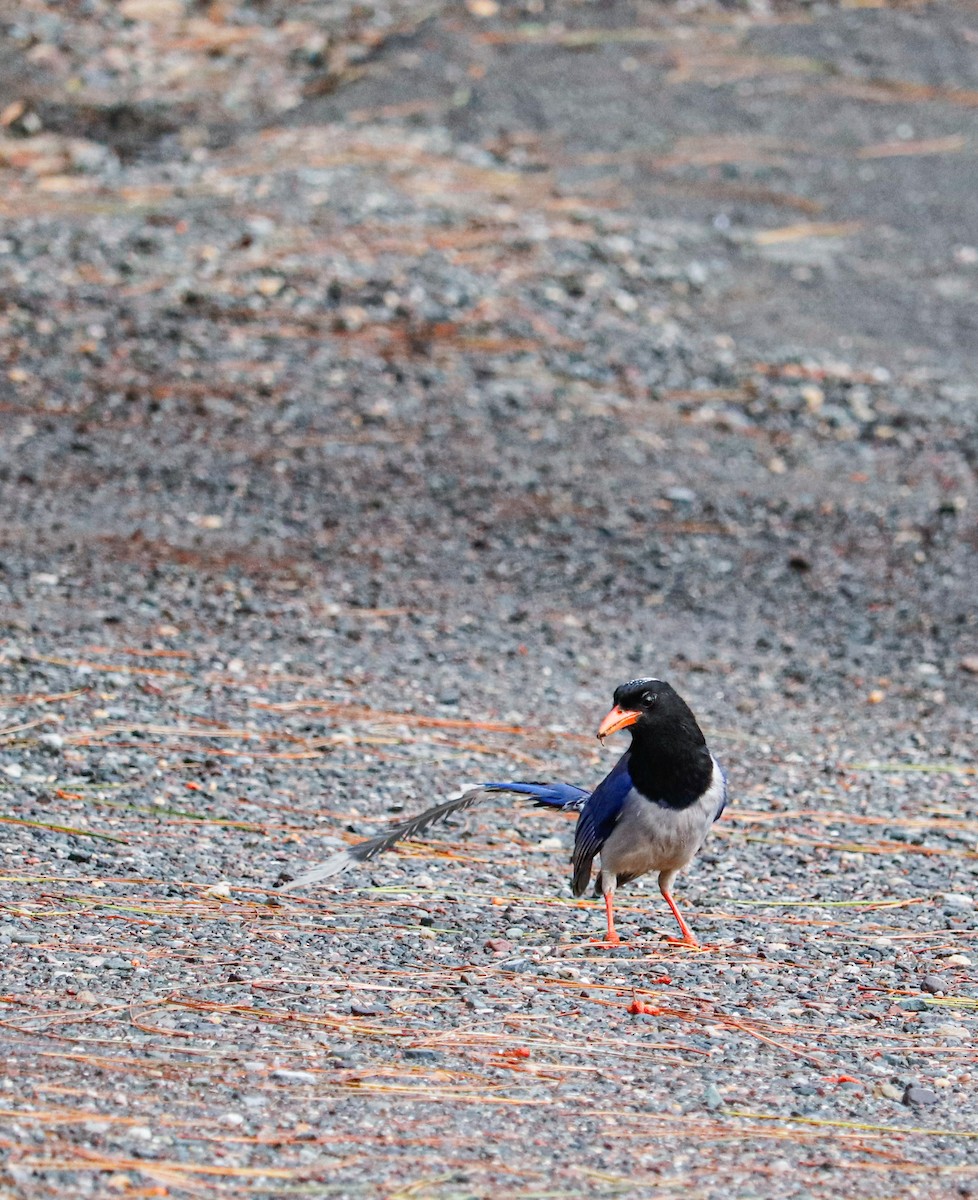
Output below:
[599,757,725,879]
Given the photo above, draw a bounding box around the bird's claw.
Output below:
[662,934,702,949]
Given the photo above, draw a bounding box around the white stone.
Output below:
[935,1024,970,1040]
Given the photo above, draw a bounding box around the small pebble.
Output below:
[484,938,515,954]
[903,1085,939,1108]
[920,975,945,995]
[934,1024,969,1040]
[902,998,930,1012]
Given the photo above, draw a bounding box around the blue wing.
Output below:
[483,781,589,810]
[571,752,634,896]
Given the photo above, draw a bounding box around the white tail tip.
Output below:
[277,850,354,891]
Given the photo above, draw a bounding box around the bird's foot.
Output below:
[590,935,624,947]
[661,934,702,949]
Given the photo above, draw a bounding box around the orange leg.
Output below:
[661,885,699,947]
[591,891,621,945]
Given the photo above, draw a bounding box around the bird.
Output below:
[277,678,727,947]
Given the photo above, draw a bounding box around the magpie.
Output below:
[278,678,727,946]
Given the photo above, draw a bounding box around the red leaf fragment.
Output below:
[628,1000,660,1016]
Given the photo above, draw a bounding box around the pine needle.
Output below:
[726,1110,978,1138]
[0,814,127,843]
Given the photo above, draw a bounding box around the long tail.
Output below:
[276,781,586,891]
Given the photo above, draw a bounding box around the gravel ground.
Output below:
[1,1,977,1197]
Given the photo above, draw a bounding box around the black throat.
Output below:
[626,715,714,809]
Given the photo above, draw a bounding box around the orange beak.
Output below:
[597,705,641,742]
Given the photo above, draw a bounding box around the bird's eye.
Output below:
[642,692,657,706]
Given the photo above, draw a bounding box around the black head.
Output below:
[613,678,673,712]
[598,678,712,807]
[597,678,703,743]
